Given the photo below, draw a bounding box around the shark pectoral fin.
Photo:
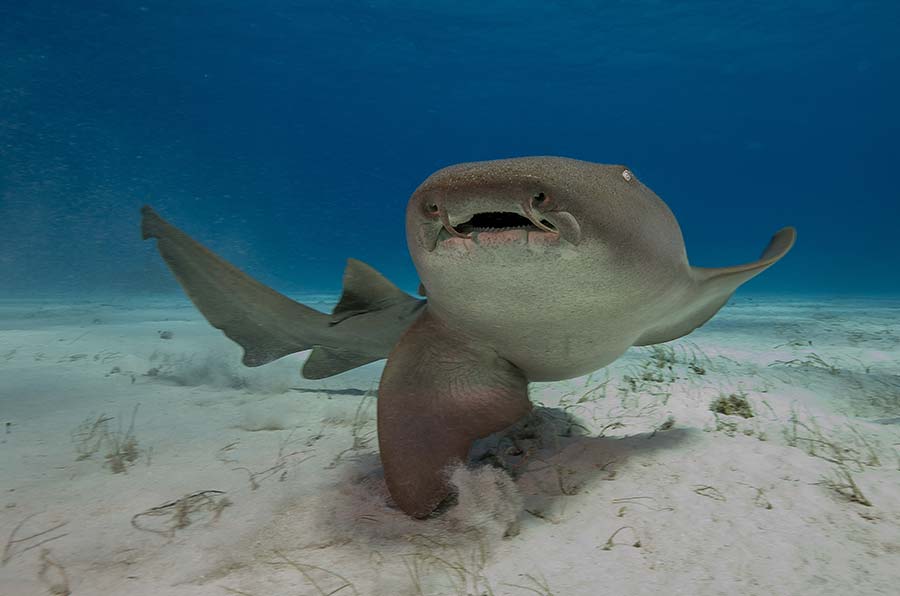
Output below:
[302,346,381,379]
[330,258,420,324]
[694,226,796,291]
[376,310,531,518]
[141,206,329,366]
[635,227,796,346]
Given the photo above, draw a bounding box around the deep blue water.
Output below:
[1,1,898,298]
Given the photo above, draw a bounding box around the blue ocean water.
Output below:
[1,1,898,297]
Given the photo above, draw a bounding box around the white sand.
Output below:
[1,295,898,595]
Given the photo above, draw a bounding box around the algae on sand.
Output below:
[710,392,754,418]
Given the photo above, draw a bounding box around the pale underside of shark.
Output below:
[142,156,795,518]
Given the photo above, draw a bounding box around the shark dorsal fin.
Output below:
[331,258,416,325]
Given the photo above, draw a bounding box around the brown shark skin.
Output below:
[143,156,796,518]
[377,309,532,518]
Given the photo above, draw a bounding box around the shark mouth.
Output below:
[453,212,555,235]
[436,210,558,243]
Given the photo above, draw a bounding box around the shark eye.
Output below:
[622,169,633,182]
[532,192,548,206]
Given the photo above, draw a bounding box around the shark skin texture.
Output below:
[142,156,795,518]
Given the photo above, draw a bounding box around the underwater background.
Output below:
[4,4,900,595]
[1,0,898,299]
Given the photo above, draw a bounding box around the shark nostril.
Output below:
[532,192,547,206]
[424,202,440,217]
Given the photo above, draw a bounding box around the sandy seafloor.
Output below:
[1,295,899,596]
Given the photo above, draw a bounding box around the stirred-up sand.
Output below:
[1,295,898,595]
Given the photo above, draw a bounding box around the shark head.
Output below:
[405,156,689,342]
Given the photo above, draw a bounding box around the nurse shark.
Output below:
[142,156,795,518]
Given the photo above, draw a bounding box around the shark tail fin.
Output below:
[142,205,330,367]
[142,206,422,378]
[635,226,796,346]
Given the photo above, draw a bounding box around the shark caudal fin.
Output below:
[142,205,331,366]
[635,226,796,346]
[142,206,422,377]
